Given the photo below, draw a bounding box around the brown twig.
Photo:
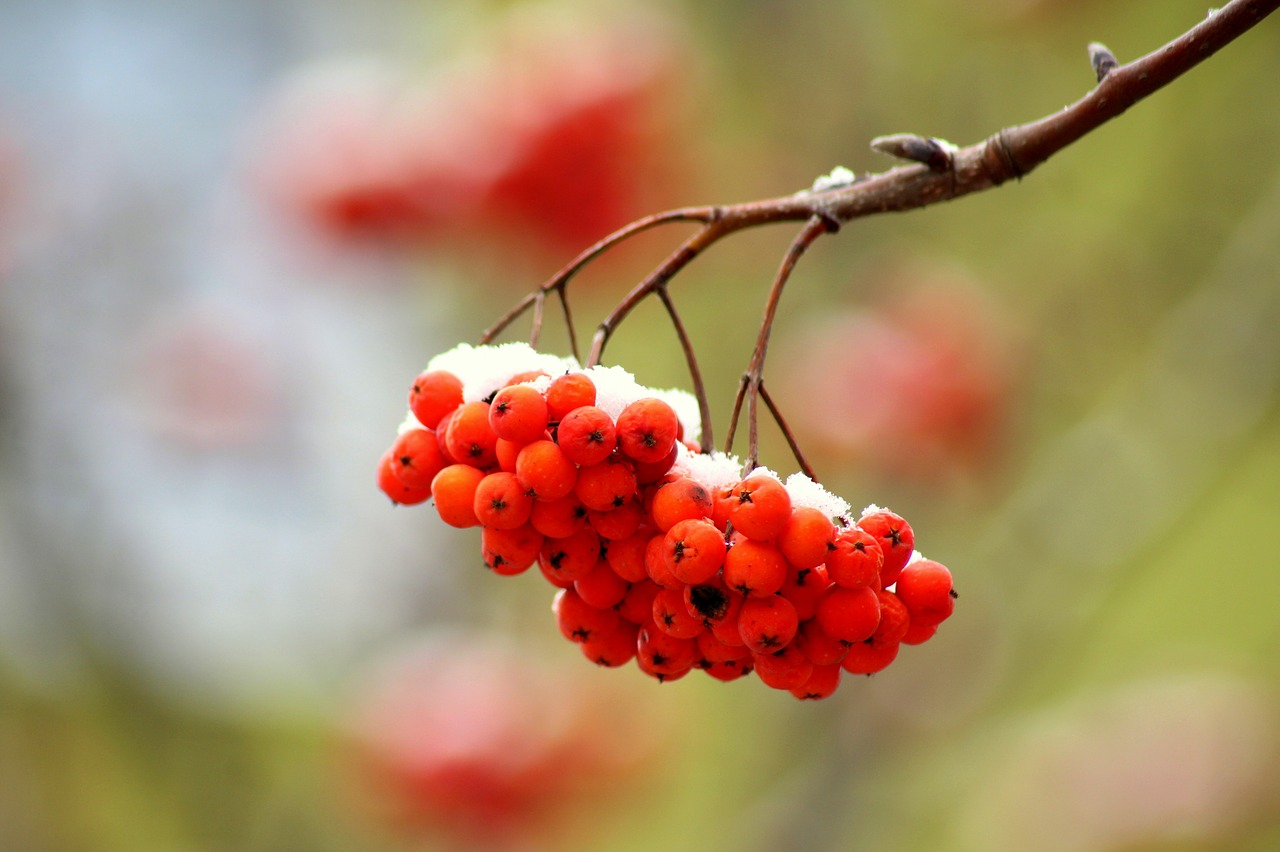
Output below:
[655,287,715,453]
[729,215,832,473]
[481,0,1277,470]
[758,383,818,483]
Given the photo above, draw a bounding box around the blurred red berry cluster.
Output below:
[378,344,956,700]
[345,633,660,843]
[781,266,1022,482]
[247,9,688,254]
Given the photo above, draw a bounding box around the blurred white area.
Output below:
[0,0,476,714]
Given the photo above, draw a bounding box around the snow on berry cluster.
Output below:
[377,343,956,700]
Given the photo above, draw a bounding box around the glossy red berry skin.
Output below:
[728,475,792,542]
[388,428,447,490]
[815,585,881,645]
[894,559,955,626]
[408,369,463,429]
[377,450,432,505]
[737,594,799,655]
[616,398,680,464]
[857,509,915,587]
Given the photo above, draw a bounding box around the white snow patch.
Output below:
[426,342,578,403]
[785,472,852,522]
[811,165,856,192]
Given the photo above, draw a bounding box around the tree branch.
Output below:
[478,0,1277,475]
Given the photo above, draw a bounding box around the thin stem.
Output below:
[741,215,832,472]
[480,207,718,345]
[557,288,580,363]
[529,292,545,349]
[655,286,714,452]
[587,222,726,366]
[724,373,749,457]
[759,382,818,482]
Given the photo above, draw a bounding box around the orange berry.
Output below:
[488,384,549,445]
[649,476,713,531]
[555,406,616,466]
[663,519,726,585]
[515,440,577,501]
[729,474,792,542]
[445,400,499,468]
[574,456,637,512]
[777,506,836,569]
[481,524,543,575]
[616,398,680,464]
[430,463,486,527]
[722,536,788,598]
[408,369,463,430]
[473,471,533,530]
[376,450,432,505]
[387,428,447,491]
[546,373,596,421]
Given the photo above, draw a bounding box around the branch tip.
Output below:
[1088,41,1119,81]
[869,134,955,172]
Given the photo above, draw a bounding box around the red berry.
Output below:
[841,640,899,675]
[538,529,602,584]
[481,524,543,575]
[857,509,914,586]
[488,384,549,445]
[377,450,432,505]
[445,400,499,468]
[777,563,830,623]
[546,373,596,421]
[753,644,813,691]
[579,618,639,668]
[615,579,662,625]
[553,588,622,643]
[649,476,713,531]
[794,617,848,666]
[574,456,637,512]
[722,536,788,598]
[643,533,682,589]
[737,594,799,655]
[430,464,487,527]
[473,472,533,530]
[663,519,726,585]
[587,499,645,541]
[616,398,680,464]
[894,559,955,626]
[409,369,463,429]
[815,585,881,644]
[652,587,706,639]
[683,575,733,626]
[870,589,911,647]
[517,438,577,501]
[604,528,655,583]
[825,527,884,589]
[790,663,842,700]
[777,506,836,570]
[636,625,697,680]
[388,428,447,490]
[555,406,616,466]
[529,493,588,539]
[574,560,630,609]
[631,443,679,485]
[728,475,792,542]
[901,621,938,645]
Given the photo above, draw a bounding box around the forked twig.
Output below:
[479,0,1278,476]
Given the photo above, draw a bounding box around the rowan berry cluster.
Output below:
[377,343,956,700]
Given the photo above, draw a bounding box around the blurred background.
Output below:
[2,0,1279,849]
